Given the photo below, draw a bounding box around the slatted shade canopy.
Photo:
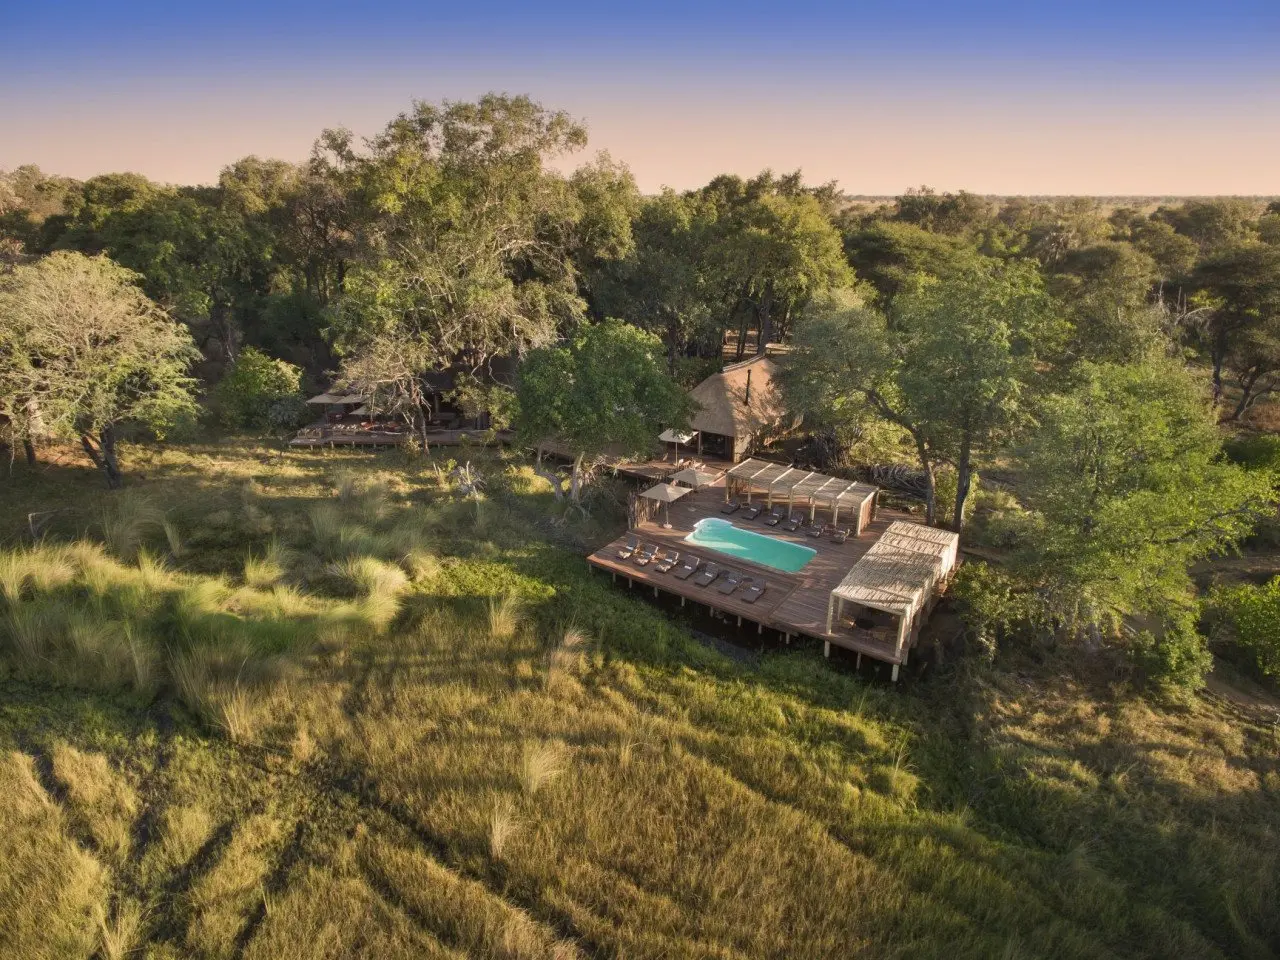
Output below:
[726,458,878,530]
[658,429,697,445]
[826,521,960,656]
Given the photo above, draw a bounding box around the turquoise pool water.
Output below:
[684,517,816,573]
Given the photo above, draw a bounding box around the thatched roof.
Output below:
[688,355,785,439]
[831,521,959,619]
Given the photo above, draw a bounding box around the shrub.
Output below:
[210,347,305,431]
[1207,578,1280,679]
[1131,610,1214,693]
[1222,434,1280,473]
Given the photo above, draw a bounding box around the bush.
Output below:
[1207,578,1280,679]
[1222,434,1280,473]
[1131,611,1214,693]
[210,347,305,431]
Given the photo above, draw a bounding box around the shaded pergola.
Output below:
[639,481,692,529]
[826,521,960,678]
[726,458,879,533]
[658,428,698,461]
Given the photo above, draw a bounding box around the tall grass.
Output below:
[487,595,523,641]
[100,491,167,560]
[520,741,566,796]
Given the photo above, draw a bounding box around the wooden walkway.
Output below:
[537,440,734,482]
[290,428,512,449]
[587,482,926,672]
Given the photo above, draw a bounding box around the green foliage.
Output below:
[843,220,991,303]
[1222,433,1280,472]
[210,347,304,430]
[1013,359,1275,686]
[1207,577,1280,679]
[517,320,691,486]
[0,251,198,483]
[949,561,1040,659]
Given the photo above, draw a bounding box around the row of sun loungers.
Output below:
[720,501,851,542]
[615,537,767,603]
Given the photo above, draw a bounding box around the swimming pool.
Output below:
[684,517,816,573]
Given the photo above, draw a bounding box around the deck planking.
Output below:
[587,482,921,665]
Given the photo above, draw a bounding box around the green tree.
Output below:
[210,347,304,430]
[1189,244,1280,405]
[1012,359,1274,686]
[516,320,691,502]
[1208,578,1280,679]
[1045,242,1168,363]
[326,95,612,421]
[785,266,1061,530]
[843,221,989,304]
[1155,199,1260,257]
[0,252,197,487]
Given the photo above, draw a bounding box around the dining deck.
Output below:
[586,482,939,675]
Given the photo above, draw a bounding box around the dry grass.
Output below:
[0,750,106,959]
[1,440,1277,960]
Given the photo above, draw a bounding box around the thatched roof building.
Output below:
[687,355,787,461]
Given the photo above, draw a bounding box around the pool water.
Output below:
[684,517,816,573]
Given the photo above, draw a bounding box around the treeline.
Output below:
[4,94,1280,690]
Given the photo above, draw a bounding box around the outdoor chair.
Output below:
[720,500,741,515]
[763,507,786,526]
[693,562,723,587]
[673,556,700,580]
[741,579,766,604]
[831,528,851,544]
[617,535,639,559]
[782,514,804,532]
[740,503,763,520]
[655,549,679,573]
[633,543,659,566]
[808,523,835,539]
[716,570,744,595]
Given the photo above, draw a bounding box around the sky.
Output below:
[3,0,1278,195]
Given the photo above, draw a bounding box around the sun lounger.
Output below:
[673,556,700,580]
[782,514,804,532]
[617,535,639,559]
[716,570,744,595]
[740,579,766,604]
[763,507,785,526]
[654,549,679,573]
[740,503,763,521]
[720,500,741,515]
[808,523,834,538]
[693,562,723,587]
[633,543,659,566]
[831,528,851,544]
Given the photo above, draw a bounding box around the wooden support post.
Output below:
[680,596,685,607]
[856,652,862,669]
[823,641,830,658]
[627,577,633,590]
[653,586,658,598]
[736,615,742,627]
[783,632,790,645]
[757,622,763,634]
[611,572,616,583]
[891,664,900,682]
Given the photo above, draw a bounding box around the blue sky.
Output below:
[3,1,1278,193]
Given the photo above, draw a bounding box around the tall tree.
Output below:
[1010,359,1274,686]
[0,252,197,487]
[516,320,691,502]
[326,95,618,421]
[1189,244,1280,403]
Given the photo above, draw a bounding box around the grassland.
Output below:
[1,439,1278,959]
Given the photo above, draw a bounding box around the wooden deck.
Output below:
[290,428,512,449]
[587,482,929,672]
[538,440,734,482]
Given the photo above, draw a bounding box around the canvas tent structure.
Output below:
[725,458,880,534]
[686,355,787,461]
[669,467,719,490]
[826,521,960,678]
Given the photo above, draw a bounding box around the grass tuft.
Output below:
[520,740,566,796]
[489,799,519,861]
[487,594,523,641]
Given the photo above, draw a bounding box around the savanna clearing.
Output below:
[2,440,1278,960]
